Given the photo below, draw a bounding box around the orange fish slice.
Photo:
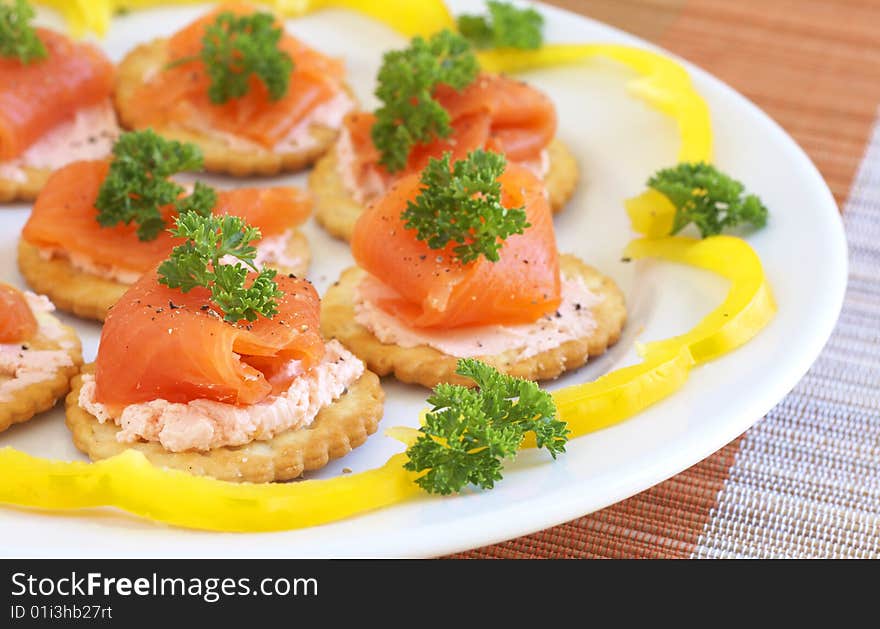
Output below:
[95,271,324,407]
[0,284,38,343]
[0,29,114,161]
[129,2,345,148]
[22,160,312,278]
[351,163,561,329]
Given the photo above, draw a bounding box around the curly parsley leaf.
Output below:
[95,130,213,242]
[404,358,568,495]
[158,212,282,323]
[372,29,478,173]
[402,149,528,264]
[457,0,544,50]
[648,162,769,238]
[168,10,293,104]
[0,0,47,63]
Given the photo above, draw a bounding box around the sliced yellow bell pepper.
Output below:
[476,45,712,165]
[35,0,456,38]
[534,235,775,443]
[0,447,421,532]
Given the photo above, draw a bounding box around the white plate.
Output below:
[0,1,846,557]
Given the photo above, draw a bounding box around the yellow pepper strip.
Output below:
[0,447,421,532]
[475,45,713,240]
[275,0,455,37]
[34,0,102,37]
[525,235,775,444]
[624,236,776,364]
[476,45,712,165]
[35,0,456,38]
[625,189,677,238]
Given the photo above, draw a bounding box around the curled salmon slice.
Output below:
[95,271,324,407]
[0,28,114,161]
[22,160,312,277]
[129,2,346,148]
[351,163,561,329]
[0,284,38,343]
[343,73,556,194]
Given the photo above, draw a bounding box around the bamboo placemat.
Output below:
[453,0,880,559]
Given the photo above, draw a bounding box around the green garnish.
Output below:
[0,0,47,63]
[168,10,293,104]
[648,162,769,238]
[457,0,544,50]
[158,212,282,323]
[95,130,214,242]
[404,359,568,495]
[402,149,528,264]
[372,29,478,173]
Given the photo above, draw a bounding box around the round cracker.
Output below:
[115,39,352,176]
[18,231,310,322]
[0,167,52,203]
[66,364,384,483]
[321,254,626,388]
[311,137,579,242]
[0,310,83,433]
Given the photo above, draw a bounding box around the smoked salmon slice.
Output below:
[95,270,325,407]
[351,163,561,329]
[0,284,37,343]
[127,2,346,148]
[21,160,312,278]
[343,73,556,193]
[0,28,114,161]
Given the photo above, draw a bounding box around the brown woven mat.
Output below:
[452,0,880,559]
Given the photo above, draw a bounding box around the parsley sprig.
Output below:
[648,162,769,238]
[0,0,47,63]
[404,359,568,495]
[402,149,528,264]
[168,10,293,104]
[372,29,478,173]
[158,212,282,323]
[95,130,215,242]
[457,0,544,50]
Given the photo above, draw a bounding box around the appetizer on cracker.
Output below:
[19,130,312,321]
[0,0,119,202]
[66,212,383,483]
[321,150,624,388]
[114,2,355,176]
[0,283,82,432]
[311,28,578,241]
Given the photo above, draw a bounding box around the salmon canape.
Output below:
[0,283,82,432]
[321,150,623,388]
[0,0,118,202]
[66,213,382,482]
[311,29,578,241]
[114,2,355,176]
[18,130,312,321]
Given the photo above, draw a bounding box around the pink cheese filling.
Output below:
[0,101,119,182]
[39,229,303,285]
[354,274,602,360]
[335,124,551,205]
[78,340,364,452]
[184,91,355,153]
[0,292,75,402]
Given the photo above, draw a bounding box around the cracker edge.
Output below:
[0,320,83,433]
[320,254,626,388]
[65,364,385,483]
[115,39,354,176]
[311,137,579,242]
